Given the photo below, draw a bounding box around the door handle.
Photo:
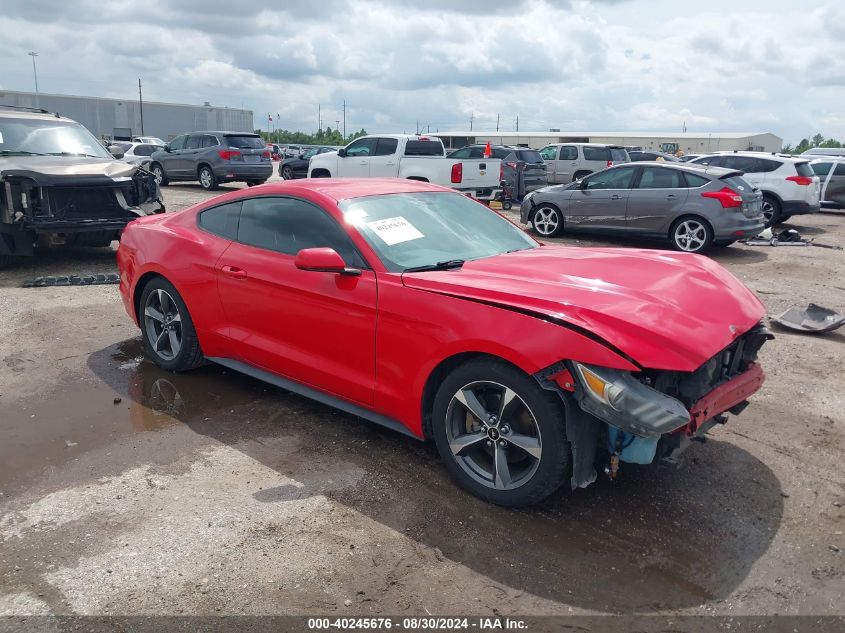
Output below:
[386,162,395,166]
[666,194,677,199]
[360,160,368,165]
[220,265,247,280]
[611,194,620,200]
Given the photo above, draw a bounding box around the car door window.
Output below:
[682,172,710,188]
[492,149,510,159]
[694,155,722,166]
[185,135,202,150]
[637,167,684,188]
[811,162,832,176]
[237,197,365,266]
[345,138,377,157]
[539,146,556,160]
[199,201,242,239]
[560,146,578,160]
[583,168,635,189]
[834,163,845,176]
[449,147,472,158]
[374,138,399,156]
[169,135,187,151]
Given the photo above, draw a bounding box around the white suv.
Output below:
[538,143,630,184]
[689,152,820,224]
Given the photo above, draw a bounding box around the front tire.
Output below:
[432,358,571,506]
[150,163,168,186]
[139,277,204,372]
[198,165,218,191]
[670,215,713,254]
[281,165,294,180]
[531,204,564,237]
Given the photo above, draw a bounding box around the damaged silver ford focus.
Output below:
[0,106,164,267]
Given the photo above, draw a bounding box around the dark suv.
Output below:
[149,132,272,190]
[448,144,548,199]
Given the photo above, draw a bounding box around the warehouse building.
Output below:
[0,89,253,142]
[435,131,783,154]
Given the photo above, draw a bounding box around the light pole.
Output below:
[28,51,39,107]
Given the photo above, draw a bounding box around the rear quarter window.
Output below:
[199,201,241,240]
[583,147,609,161]
[756,158,781,173]
[795,162,814,178]
[683,172,710,188]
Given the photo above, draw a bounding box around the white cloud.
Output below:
[0,0,842,144]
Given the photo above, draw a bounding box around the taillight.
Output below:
[786,175,813,186]
[701,187,743,208]
[606,160,613,167]
[506,161,518,170]
[218,149,241,160]
[451,163,462,184]
[262,150,270,158]
[499,164,504,182]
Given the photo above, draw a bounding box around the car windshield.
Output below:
[302,148,319,159]
[341,192,537,272]
[0,118,111,158]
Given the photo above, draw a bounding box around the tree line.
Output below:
[255,127,368,147]
[783,133,842,154]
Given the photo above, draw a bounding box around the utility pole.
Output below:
[318,103,321,131]
[138,78,145,135]
[427,123,430,133]
[28,52,39,107]
[516,114,519,133]
[342,99,346,140]
[335,119,340,133]
[496,113,499,132]
[470,112,473,131]
[416,120,419,134]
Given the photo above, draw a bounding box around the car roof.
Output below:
[613,161,740,177]
[183,131,260,136]
[0,108,77,123]
[544,142,625,148]
[246,178,451,202]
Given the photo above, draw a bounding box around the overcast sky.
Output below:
[0,0,842,144]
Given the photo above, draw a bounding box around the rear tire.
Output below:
[198,165,218,191]
[762,194,781,226]
[139,277,204,372]
[432,358,571,507]
[502,201,513,211]
[281,165,294,180]
[670,215,713,254]
[531,204,564,237]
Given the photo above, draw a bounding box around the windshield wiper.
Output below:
[404,259,465,273]
[0,150,48,156]
[44,152,103,158]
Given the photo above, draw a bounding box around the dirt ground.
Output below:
[0,172,843,619]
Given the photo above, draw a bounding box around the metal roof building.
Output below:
[435,131,783,153]
[0,89,253,142]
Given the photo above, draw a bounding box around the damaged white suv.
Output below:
[0,106,164,267]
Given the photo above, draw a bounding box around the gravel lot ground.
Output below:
[1,172,843,618]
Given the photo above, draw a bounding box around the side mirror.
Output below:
[298,153,305,159]
[337,148,347,158]
[294,247,360,276]
[108,145,125,159]
[163,144,171,152]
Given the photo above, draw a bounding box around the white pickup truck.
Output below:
[307,134,501,201]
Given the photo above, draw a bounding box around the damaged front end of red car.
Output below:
[538,323,773,489]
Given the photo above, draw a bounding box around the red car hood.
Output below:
[401,246,766,372]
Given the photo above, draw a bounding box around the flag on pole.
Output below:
[268,114,273,122]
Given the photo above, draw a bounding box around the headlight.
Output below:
[524,191,535,202]
[572,363,690,438]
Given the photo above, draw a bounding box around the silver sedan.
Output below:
[519,162,765,254]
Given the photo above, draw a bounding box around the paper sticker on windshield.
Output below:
[366,216,424,246]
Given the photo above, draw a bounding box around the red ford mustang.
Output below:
[117,178,771,506]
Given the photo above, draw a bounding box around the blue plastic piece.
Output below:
[606,425,659,464]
